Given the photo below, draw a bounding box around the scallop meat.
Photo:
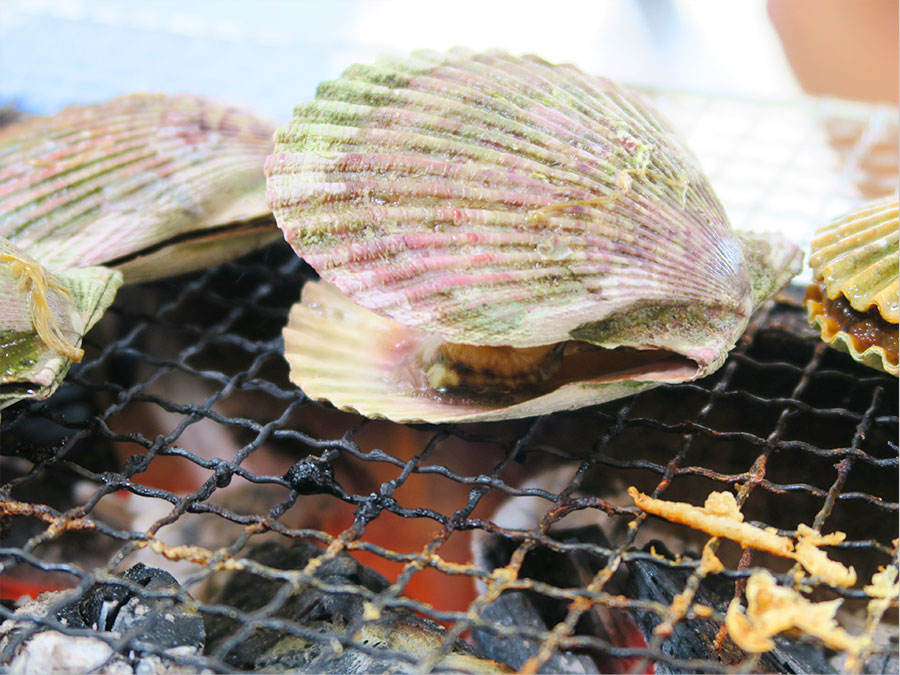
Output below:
[267,49,802,422]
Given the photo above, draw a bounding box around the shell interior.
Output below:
[805,282,898,376]
[271,49,803,422]
[283,281,697,423]
[806,196,898,376]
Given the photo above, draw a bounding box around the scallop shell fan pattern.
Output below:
[0,94,279,282]
[808,196,898,323]
[266,49,752,349]
[806,196,898,376]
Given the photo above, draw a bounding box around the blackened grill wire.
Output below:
[1,245,896,673]
[1,93,899,673]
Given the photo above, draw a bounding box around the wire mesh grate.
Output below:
[1,93,898,674]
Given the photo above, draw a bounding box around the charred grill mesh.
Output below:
[1,94,898,673]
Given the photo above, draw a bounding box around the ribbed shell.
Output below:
[283,281,692,423]
[267,49,751,348]
[0,94,279,282]
[808,196,899,323]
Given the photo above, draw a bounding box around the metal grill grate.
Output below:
[1,93,898,674]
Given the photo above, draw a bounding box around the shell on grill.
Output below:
[1,238,121,410]
[805,196,898,376]
[269,49,802,423]
[0,93,280,284]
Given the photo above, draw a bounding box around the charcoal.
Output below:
[55,563,204,653]
[251,614,505,673]
[625,541,836,674]
[204,540,389,643]
[474,590,597,673]
[205,540,507,672]
[473,524,648,673]
[0,564,205,672]
[4,633,205,674]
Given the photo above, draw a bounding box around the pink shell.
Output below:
[283,281,699,423]
[0,94,279,282]
[272,50,803,422]
[266,49,756,350]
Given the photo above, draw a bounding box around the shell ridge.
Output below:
[813,200,897,237]
[284,61,736,243]
[423,61,631,157]
[810,221,897,270]
[279,208,743,340]
[274,162,742,304]
[290,195,739,307]
[380,55,631,155]
[30,154,262,259]
[4,150,175,241]
[317,76,620,164]
[276,122,593,182]
[3,114,269,243]
[270,50,765,347]
[808,197,899,320]
[0,126,173,202]
[510,59,664,160]
[552,68,712,199]
[330,78,628,186]
[518,60,732,233]
[1,93,275,279]
[346,259,745,343]
[835,236,898,289]
[268,151,591,200]
[270,147,605,199]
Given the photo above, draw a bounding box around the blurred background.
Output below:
[1,0,897,120]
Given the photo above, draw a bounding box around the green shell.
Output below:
[806,197,898,376]
[808,197,898,323]
[0,238,121,410]
[273,49,803,422]
[0,93,279,284]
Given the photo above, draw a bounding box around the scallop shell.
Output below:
[806,196,898,375]
[1,238,122,410]
[269,49,802,423]
[0,94,280,283]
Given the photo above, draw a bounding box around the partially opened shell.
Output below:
[805,197,898,375]
[283,281,699,422]
[0,94,280,283]
[269,49,801,422]
[1,238,121,410]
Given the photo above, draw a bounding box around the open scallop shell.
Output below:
[1,238,121,410]
[270,49,802,422]
[806,196,898,375]
[0,94,280,283]
[284,280,699,422]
